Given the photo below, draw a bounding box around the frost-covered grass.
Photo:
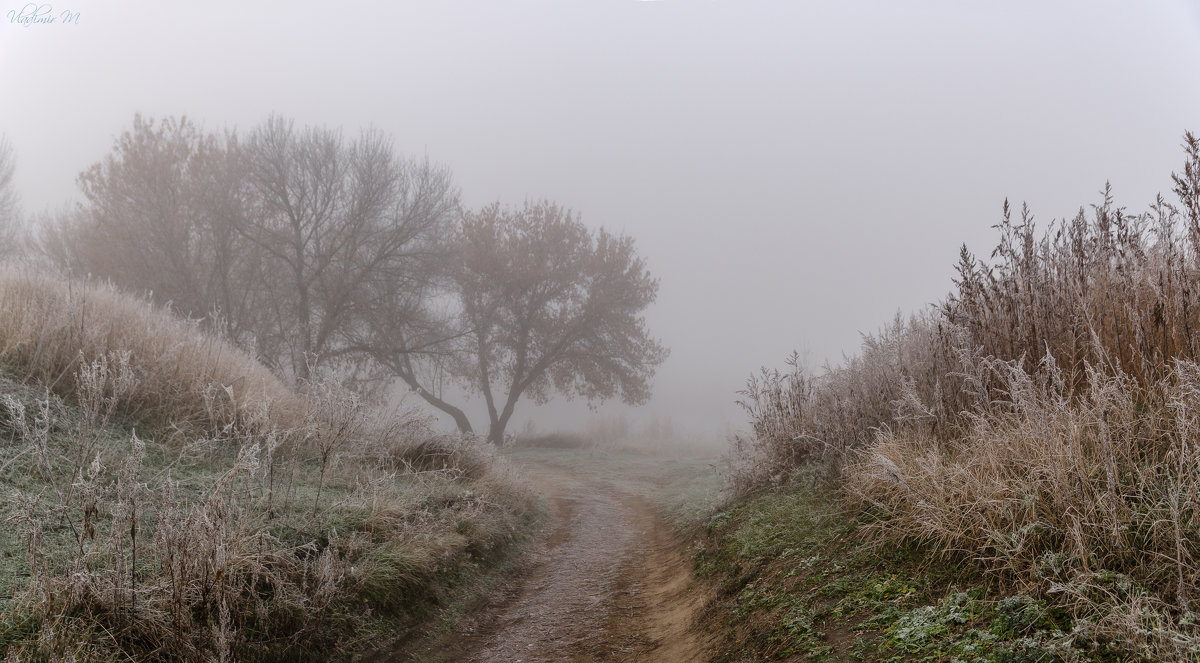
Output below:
[725,134,1200,660]
[696,482,1126,662]
[0,269,538,662]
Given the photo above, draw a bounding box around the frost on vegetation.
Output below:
[1,389,52,474]
[0,374,527,660]
[720,133,1200,663]
[0,350,526,660]
[885,592,975,652]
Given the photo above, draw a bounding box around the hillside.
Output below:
[0,268,539,661]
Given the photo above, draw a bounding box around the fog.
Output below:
[4,1,1200,439]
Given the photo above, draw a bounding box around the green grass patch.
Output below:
[695,480,1118,663]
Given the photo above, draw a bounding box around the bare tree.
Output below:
[60,114,459,390]
[61,115,264,344]
[238,116,459,381]
[454,201,668,443]
[52,114,666,445]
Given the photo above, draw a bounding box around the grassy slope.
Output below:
[695,479,1135,663]
[0,270,541,662]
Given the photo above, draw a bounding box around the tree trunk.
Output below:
[487,419,507,445]
[391,368,474,434]
[487,395,518,445]
[417,387,474,435]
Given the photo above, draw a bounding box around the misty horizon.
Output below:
[4,1,1200,439]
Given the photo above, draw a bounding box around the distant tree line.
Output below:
[2,115,667,443]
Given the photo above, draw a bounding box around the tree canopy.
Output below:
[48,114,667,443]
[58,114,458,383]
[455,201,668,443]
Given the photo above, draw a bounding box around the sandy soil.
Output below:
[386,456,716,662]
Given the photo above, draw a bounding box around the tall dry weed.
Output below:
[735,133,1200,654]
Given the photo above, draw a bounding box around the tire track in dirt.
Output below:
[388,456,714,662]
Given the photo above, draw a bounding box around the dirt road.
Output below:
[391,454,716,662]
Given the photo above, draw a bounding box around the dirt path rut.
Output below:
[392,457,713,662]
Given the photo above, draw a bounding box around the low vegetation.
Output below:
[721,133,1200,660]
[0,268,538,661]
[697,479,1109,662]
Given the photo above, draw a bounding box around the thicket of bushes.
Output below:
[0,268,537,661]
[733,133,1200,659]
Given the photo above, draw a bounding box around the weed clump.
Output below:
[733,133,1200,658]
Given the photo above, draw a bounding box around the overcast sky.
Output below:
[3,1,1200,439]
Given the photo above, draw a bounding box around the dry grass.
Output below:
[844,353,1200,659]
[0,267,301,432]
[734,133,1200,659]
[728,312,969,493]
[0,268,537,661]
